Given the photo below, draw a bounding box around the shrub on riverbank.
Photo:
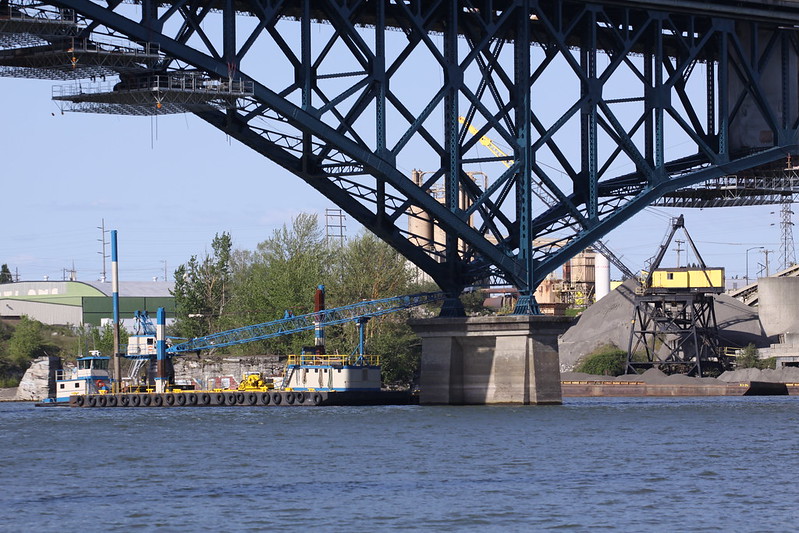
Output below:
[735,343,776,370]
[574,345,628,376]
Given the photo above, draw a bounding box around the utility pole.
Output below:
[763,249,773,276]
[98,219,109,282]
[111,231,121,393]
[674,239,685,267]
[63,261,77,281]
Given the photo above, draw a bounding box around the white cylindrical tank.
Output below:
[595,253,611,301]
[408,206,434,249]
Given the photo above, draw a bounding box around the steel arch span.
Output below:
[23,0,799,312]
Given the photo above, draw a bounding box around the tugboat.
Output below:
[49,351,112,404]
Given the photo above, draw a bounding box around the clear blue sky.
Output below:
[0,73,789,285]
[1,78,333,282]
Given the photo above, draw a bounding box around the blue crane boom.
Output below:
[133,310,156,335]
[166,292,446,354]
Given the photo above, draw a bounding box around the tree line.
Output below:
[170,213,443,386]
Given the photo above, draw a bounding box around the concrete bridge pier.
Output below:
[410,315,573,405]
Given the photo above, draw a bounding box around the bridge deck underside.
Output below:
[0,47,160,79]
[226,0,799,32]
[656,166,799,207]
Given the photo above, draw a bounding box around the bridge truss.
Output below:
[3,0,799,313]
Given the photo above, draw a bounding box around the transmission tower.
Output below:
[325,208,346,247]
[779,200,796,271]
[98,218,109,282]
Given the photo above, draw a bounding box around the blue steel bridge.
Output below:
[2,0,799,314]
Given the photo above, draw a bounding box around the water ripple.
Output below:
[1,397,797,531]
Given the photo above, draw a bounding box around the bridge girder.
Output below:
[30,0,799,305]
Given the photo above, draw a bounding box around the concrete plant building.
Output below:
[0,280,175,327]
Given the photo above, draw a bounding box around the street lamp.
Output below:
[746,246,765,285]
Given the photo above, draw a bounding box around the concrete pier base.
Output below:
[410,315,572,405]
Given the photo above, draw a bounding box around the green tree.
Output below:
[735,343,775,369]
[0,320,16,380]
[172,216,437,386]
[328,231,422,372]
[91,323,130,356]
[227,214,335,355]
[171,232,233,339]
[6,316,47,367]
[0,264,12,284]
[460,289,490,316]
[366,318,422,387]
[336,231,413,303]
[736,343,759,368]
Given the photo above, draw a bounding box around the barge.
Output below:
[69,388,417,408]
[65,353,417,408]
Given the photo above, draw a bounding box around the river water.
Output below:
[2,396,797,531]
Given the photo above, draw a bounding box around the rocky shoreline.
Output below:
[0,388,19,401]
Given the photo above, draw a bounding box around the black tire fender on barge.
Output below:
[259,392,271,405]
[176,394,187,406]
[165,394,175,406]
[88,396,97,407]
[295,392,305,404]
[246,393,258,406]
[225,392,237,406]
[271,392,282,405]
[312,393,323,406]
[131,395,141,407]
[285,392,295,405]
[214,393,224,405]
[76,395,85,407]
[200,393,211,406]
[120,395,130,407]
[142,395,152,407]
[152,395,163,407]
[98,395,107,407]
[107,395,118,407]
[187,393,197,406]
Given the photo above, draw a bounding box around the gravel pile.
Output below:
[718,366,799,383]
[562,368,724,385]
